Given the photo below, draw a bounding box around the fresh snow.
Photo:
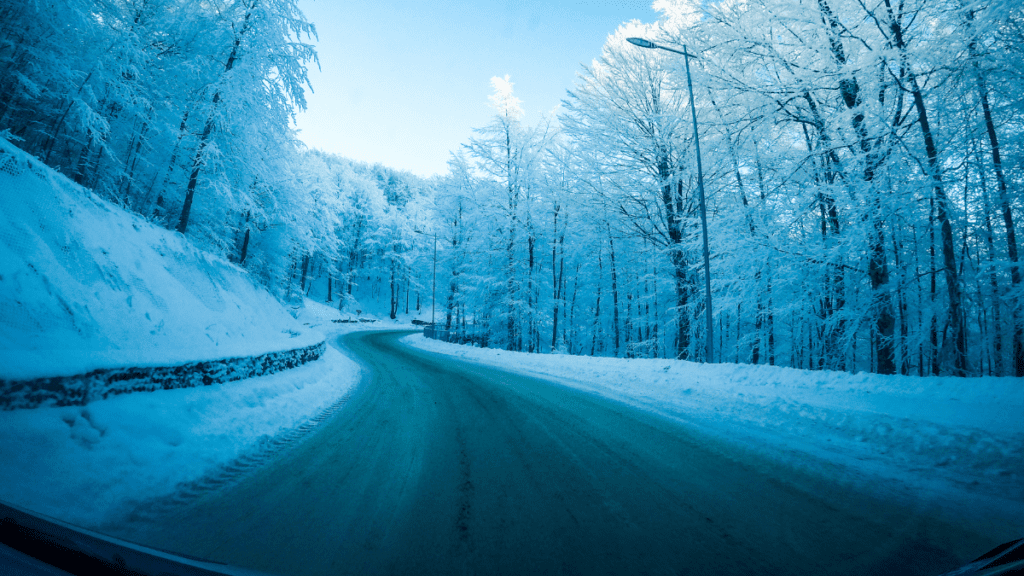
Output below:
[404,334,1024,525]
[1,136,1018,533]
[0,136,320,382]
[0,300,362,528]
[0,142,364,529]
[2,303,1020,531]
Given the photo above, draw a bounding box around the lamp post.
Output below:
[627,37,714,364]
[414,229,437,325]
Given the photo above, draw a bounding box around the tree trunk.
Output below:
[569,263,580,355]
[299,253,310,294]
[975,67,1021,375]
[551,204,564,351]
[527,227,536,353]
[389,260,398,320]
[912,78,964,375]
[982,175,1003,374]
[929,198,939,375]
[659,164,692,360]
[591,252,603,357]
[818,0,891,372]
[608,226,620,357]
[673,253,691,361]
[883,0,964,374]
[965,9,1021,374]
[238,227,250,265]
[868,214,896,374]
[176,2,256,234]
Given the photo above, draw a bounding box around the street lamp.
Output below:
[414,229,437,325]
[627,37,714,364]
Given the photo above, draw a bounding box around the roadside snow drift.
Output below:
[0,136,320,383]
[0,341,361,528]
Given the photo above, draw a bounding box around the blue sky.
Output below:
[293,0,658,177]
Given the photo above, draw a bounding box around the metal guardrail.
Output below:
[422,324,489,348]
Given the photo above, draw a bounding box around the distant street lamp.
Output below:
[627,37,714,364]
[414,229,437,325]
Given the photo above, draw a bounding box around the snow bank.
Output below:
[290,293,427,334]
[0,136,321,383]
[404,335,1024,514]
[0,331,361,528]
[0,297,413,529]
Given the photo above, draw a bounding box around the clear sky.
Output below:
[293,0,659,178]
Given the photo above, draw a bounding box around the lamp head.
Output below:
[626,37,657,49]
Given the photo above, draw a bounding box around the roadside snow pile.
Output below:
[404,335,1024,507]
[0,136,320,382]
[291,296,426,333]
[0,338,361,528]
[291,297,347,328]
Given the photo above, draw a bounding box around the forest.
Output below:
[1,0,1021,377]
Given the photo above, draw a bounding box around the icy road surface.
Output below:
[113,331,1004,576]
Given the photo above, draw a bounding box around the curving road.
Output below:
[117,330,996,576]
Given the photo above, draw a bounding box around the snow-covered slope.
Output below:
[0,137,320,381]
[0,300,383,527]
[0,301,362,527]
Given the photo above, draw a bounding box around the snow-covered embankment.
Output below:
[0,137,323,391]
[0,137,360,526]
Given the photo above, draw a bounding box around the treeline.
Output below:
[417,0,1023,377]
[0,0,435,312]
[0,0,316,292]
[4,0,1022,377]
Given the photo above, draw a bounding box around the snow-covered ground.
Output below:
[3,311,1019,531]
[1,137,375,527]
[0,300,366,528]
[0,136,320,382]
[405,334,1024,525]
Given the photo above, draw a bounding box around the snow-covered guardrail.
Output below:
[0,341,326,411]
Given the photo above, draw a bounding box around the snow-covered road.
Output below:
[106,330,1012,576]
[406,333,1024,529]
